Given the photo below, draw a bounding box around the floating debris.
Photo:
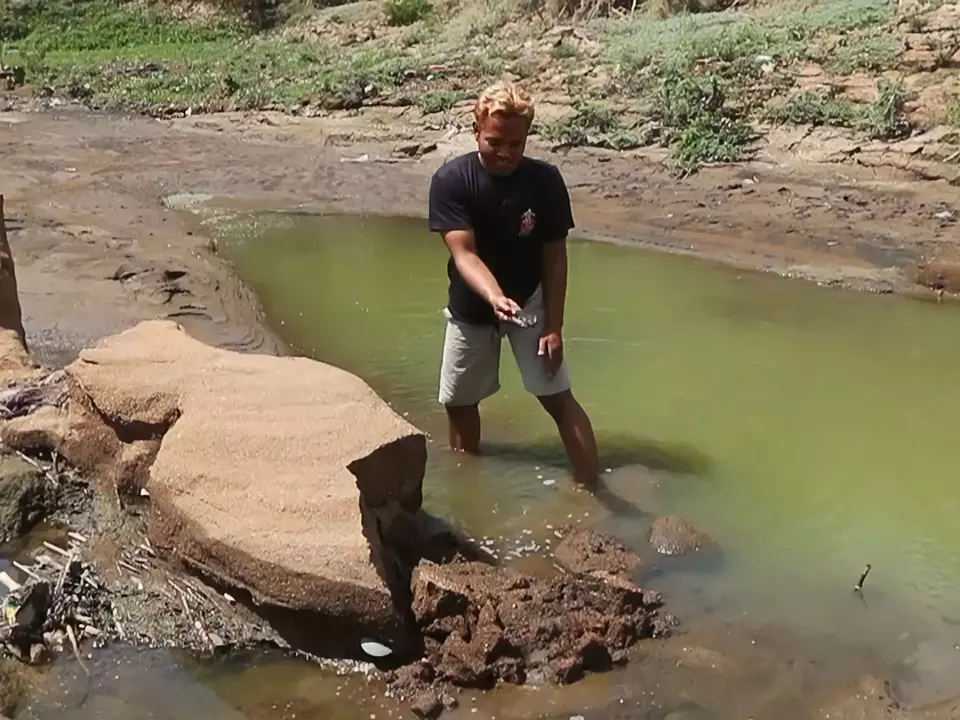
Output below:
[0,549,115,670]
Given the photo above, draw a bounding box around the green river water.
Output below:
[18,210,960,719]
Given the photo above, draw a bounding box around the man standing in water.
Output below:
[428,80,600,486]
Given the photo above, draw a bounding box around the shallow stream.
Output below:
[14,209,960,719]
[217,213,960,704]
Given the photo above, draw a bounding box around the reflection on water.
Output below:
[20,645,402,720]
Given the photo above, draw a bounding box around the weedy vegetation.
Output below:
[0,0,945,173]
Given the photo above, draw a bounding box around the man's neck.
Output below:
[476,152,522,178]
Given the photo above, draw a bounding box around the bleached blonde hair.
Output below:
[473,80,535,129]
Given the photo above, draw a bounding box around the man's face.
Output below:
[475,112,529,176]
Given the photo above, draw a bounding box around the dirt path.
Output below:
[1,105,957,359]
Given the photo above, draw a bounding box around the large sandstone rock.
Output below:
[0,195,33,385]
[2,320,428,656]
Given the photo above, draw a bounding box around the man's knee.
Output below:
[537,389,576,420]
[445,402,480,419]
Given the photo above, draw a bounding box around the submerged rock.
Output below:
[649,515,713,556]
[1,320,428,657]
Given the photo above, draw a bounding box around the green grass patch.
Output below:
[859,76,910,139]
[814,25,902,75]
[946,98,960,128]
[599,0,897,78]
[3,0,245,49]
[23,36,417,112]
[538,99,646,150]
[768,77,912,140]
[655,71,756,175]
[383,0,433,26]
[419,88,470,113]
[767,88,861,126]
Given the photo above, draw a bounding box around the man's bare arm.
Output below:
[542,236,568,335]
[443,229,506,305]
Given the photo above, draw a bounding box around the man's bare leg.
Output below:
[445,404,481,454]
[537,390,599,486]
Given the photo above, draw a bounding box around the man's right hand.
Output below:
[491,295,523,322]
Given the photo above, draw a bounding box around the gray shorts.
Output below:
[438,285,572,406]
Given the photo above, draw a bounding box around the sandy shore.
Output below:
[1,105,957,359]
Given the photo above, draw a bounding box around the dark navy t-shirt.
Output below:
[428,152,575,326]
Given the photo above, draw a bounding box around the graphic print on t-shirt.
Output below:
[518,208,536,237]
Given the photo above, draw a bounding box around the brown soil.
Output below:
[385,558,677,715]
[0,104,958,368]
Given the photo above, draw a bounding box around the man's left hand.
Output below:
[538,332,564,378]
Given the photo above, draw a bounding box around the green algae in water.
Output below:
[218,211,960,664]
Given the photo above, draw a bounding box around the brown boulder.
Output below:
[396,560,670,697]
[554,526,642,579]
[2,320,428,656]
[0,195,33,385]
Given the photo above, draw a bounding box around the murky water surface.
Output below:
[17,210,960,719]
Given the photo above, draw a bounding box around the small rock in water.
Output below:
[411,691,443,720]
[542,479,556,487]
[649,515,713,556]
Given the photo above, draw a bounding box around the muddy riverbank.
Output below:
[1,105,959,367]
